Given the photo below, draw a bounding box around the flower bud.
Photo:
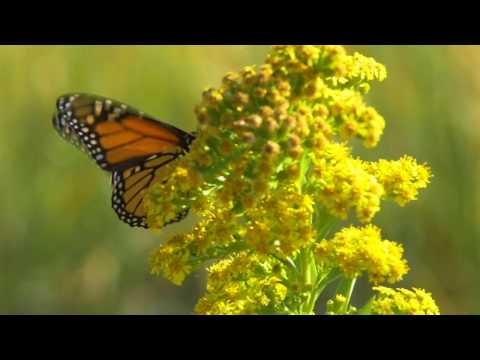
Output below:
[245,115,263,128]
[264,117,279,133]
[260,106,274,117]
[287,134,301,148]
[288,146,303,159]
[264,141,280,156]
[241,132,256,144]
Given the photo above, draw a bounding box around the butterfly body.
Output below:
[53,93,195,228]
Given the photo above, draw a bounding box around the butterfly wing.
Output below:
[111,153,191,228]
[53,93,195,228]
[53,93,194,172]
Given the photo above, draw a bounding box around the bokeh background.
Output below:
[1,45,478,314]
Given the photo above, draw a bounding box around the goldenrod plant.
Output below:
[146,45,439,315]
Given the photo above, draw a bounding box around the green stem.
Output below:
[314,269,341,294]
[297,248,316,314]
[298,195,337,314]
[296,250,345,315]
[305,269,341,313]
[268,253,299,278]
[314,205,336,239]
[335,277,357,314]
[297,153,310,193]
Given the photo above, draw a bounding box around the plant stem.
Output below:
[335,277,357,314]
[297,247,316,314]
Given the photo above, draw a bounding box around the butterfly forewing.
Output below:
[52,93,195,228]
[53,93,193,172]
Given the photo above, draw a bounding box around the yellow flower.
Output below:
[308,143,431,223]
[150,234,194,286]
[195,252,288,315]
[315,89,386,148]
[195,297,247,315]
[143,45,392,236]
[309,143,384,223]
[245,186,315,257]
[147,45,393,234]
[368,156,432,206]
[370,287,440,315]
[144,45,435,316]
[149,204,241,286]
[315,225,409,284]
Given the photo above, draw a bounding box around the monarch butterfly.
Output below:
[52,93,195,228]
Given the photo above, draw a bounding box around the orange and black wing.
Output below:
[53,93,195,228]
[53,93,194,172]
[111,153,189,228]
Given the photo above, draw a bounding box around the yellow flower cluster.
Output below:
[144,45,436,315]
[150,233,194,285]
[195,252,288,315]
[315,225,409,284]
[244,186,315,257]
[370,286,440,315]
[368,156,432,206]
[308,143,384,223]
[266,45,387,92]
[146,46,394,231]
[146,45,394,277]
[189,45,389,211]
[149,207,242,285]
[307,143,432,223]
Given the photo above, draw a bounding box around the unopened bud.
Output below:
[245,115,263,128]
[241,132,256,144]
[264,141,280,156]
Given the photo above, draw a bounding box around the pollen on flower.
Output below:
[307,143,384,223]
[314,225,409,284]
[195,252,288,315]
[370,286,440,315]
[150,234,194,286]
[367,156,432,206]
[245,186,315,257]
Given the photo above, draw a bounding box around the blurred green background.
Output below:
[1,45,477,314]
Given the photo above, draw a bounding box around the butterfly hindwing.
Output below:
[111,153,188,228]
[53,93,195,229]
